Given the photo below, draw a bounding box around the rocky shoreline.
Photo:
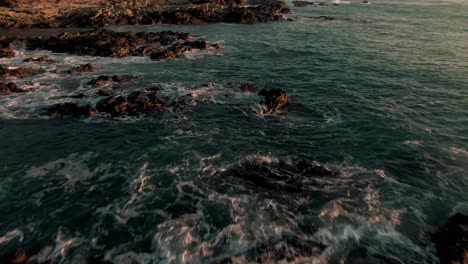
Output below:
[0,0,290,28]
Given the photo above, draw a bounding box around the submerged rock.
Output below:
[433,213,468,264]
[219,158,337,193]
[46,102,98,118]
[66,63,97,74]
[0,47,15,58]
[47,88,165,118]
[23,55,56,63]
[214,236,325,263]
[258,88,291,115]
[87,75,142,87]
[0,82,23,95]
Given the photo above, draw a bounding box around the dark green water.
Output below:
[0,0,467,263]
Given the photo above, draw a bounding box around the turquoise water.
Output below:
[0,0,467,263]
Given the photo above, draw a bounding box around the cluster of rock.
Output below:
[0,0,291,28]
[47,87,164,118]
[25,29,218,59]
[258,88,291,115]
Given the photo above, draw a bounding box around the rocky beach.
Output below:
[0,0,467,263]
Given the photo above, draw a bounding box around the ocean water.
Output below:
[0,0,467,263]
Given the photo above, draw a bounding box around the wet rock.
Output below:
[433,213,468,264]
[0,65,40,79]
[0,81,24,95]
[69,93,86,99]
[66,63,96,74]
[240,83,253,93]
[46,102,97,118]
[314,16,335,21]
[23,55,56,64]
[0,47,15,58]
[26,29,193,58]
[258,88,291,115]
[150,40,219,60]
[95,90,164,117]
[96,89,112,97]
[87,75,142,87]
[214,236,325,263]
[0,0,290,28]
[293,1,316,7]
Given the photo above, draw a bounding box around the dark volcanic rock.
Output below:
[23,55,56,63]
[87,75,142,87]
[0,48,15,58]
[95,90,164,117]
[150,40,219,60]
[433,213,468,264]
[240,83,253,93]
[0,82,23,95]
[258,88,291,115]
[46,102,97,118]
[96,89,112,97]
[26,29,192,58]
[66,63,97,74]
[214,236,325,263]
[292,1,315,7]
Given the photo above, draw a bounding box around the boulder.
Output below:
[150,40,219,60]
[433,213,468,264]
[258,88,291,115]
[240,83,254,93]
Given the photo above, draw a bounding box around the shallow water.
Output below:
[0,0,467,263]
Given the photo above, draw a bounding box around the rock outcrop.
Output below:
[258,88,291,115]
[0,0,291,28]
[26,29,192,58]
[433,213,468,264]
[46,88,164,118]
[95,90,164,117]
[46,102,98,118]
